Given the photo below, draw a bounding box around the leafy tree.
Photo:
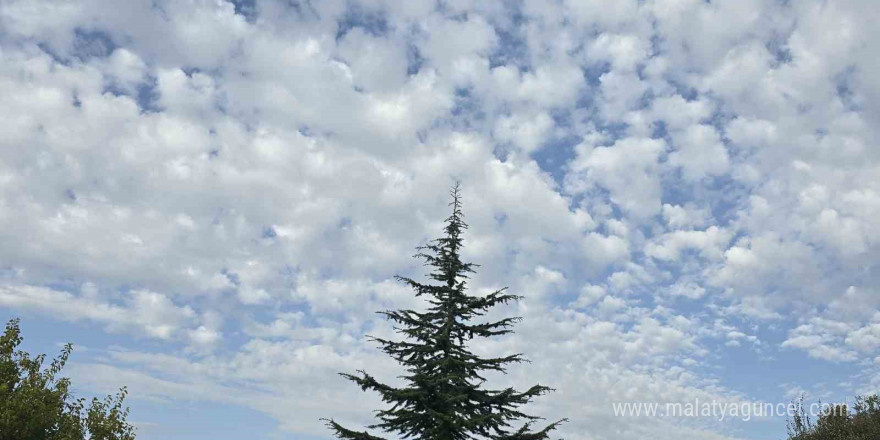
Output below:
[786,394,880,440]
[324,184,566,440]
[0,318,136,440]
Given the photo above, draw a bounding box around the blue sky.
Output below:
[1,1,879,439]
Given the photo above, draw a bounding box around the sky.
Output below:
[0,0,879,439]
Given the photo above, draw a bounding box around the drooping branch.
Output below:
[323,419,389,440]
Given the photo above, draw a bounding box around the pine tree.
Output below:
[324,184,566,440]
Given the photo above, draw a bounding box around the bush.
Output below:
[0,318,135,440]
[787,394,880,440]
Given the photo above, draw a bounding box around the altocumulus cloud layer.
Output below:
[1,0,879,439]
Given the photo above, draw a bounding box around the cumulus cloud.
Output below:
[1,0,879,439]
[567,137,665,219]
[0,284,198,340]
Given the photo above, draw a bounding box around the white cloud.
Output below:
[2,0,880,439]
[567,137,665,219]
[493,110,554,153]
[645,226,732,262]
[782,319,858,363]
[846,323,880,353]
[588,33,650,72]
[662,203,710,229]
[669,124,730,181]
[0,284,199,341]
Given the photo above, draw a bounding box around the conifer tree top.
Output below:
[324,183,566,440]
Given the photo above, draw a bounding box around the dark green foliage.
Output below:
[0,318,136,440]
[786,394,880,440]
[324,184,566,440]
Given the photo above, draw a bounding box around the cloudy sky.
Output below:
[1,0,879,439]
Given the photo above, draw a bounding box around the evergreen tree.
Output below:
[324,184,566,440]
